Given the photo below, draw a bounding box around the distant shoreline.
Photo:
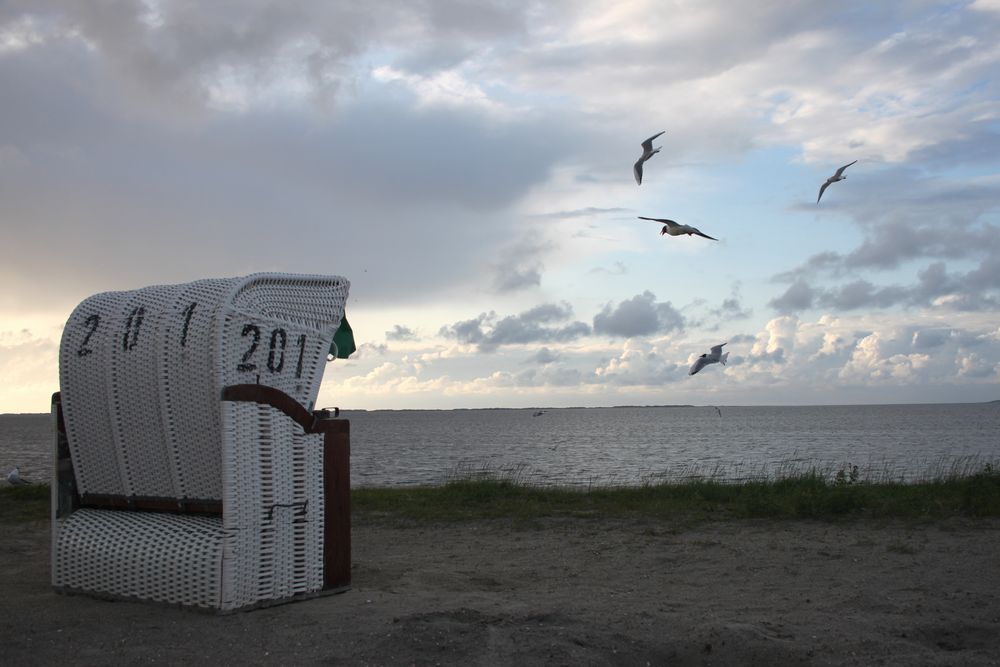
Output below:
[5,399,1000,417]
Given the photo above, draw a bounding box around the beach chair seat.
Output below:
[51,273,352,612]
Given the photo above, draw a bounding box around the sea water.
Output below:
[2,403,999,488]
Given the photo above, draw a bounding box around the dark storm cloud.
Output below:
[769,281,816,314]
[513,365,585,388]
[841,218,995,272]
[769,256,1000,315]
[485,310,589,352]
[688,287,752,332]
[964,250,1000,293]
[713,297,752,320]
[385,325,417,341]
[520,303,577,324]
[592,291,685,338]
[772,252,845,283]
[707,285,752,323]
[353,342,388,358]
[820,280,909,311]
[915,263,957,298]
[525,347,560,365]
[910,328,951,350]
[0,30,580,309]
[439,303,590,352]
[491,234,553,293]
[442,314,491,345]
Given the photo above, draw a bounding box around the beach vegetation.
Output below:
[3,459,998,526]
[353,459,1000,524]
[0,483,49,523]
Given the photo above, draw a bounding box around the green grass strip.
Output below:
[0,484,49,523]
[5,468,999,525]
[353,468,1000,523]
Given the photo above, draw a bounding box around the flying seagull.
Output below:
[817,160,857,203]
[7,467,30,485]
[638,217,718,241]
[633,131,665,185]
[689,343,729,376]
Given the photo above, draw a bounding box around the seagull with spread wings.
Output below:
[817,160,857,203]
[638,216,718,241]
[633,131,665,185]
[689,343,729,376]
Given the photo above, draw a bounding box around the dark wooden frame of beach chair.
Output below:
[51,386,352,594]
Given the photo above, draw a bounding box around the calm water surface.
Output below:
[2,404,999,487]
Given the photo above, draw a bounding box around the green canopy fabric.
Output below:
[329,315,356,359]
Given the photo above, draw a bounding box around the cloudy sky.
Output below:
[2,0,1000,412]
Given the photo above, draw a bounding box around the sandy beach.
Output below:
[2,514,999,665]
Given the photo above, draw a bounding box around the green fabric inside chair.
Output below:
[329,316,356,359]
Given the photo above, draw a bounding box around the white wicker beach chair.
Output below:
[51,273,352,612]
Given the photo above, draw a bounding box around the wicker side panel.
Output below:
[158,279,233,499]
[297,427,325,593]
[220,403,324,610]
[54,509,224,609]
[108,286,177,497]
[59,291,127,496]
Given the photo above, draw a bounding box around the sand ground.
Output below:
[2,515,999,666]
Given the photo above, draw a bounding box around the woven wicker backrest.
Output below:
[59,273,350,501]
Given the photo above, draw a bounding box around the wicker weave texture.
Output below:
[54,509,225,608]
[55,273,349,611]
[221,403,325,609]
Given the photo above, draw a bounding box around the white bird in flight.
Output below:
[638,217,718,241]
[817,160,857,203]
[7,467,30,485]
[633,131,665,185]
[689,343,729,376]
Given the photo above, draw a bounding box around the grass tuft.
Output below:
[0,484,49,523]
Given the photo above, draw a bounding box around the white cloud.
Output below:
[971,0,1000,12]
[372,64,509,114]
[0,15,49,53]
[751,315,798,357]
[594,339,682,386]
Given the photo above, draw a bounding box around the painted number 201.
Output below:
[237,325,307,379]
